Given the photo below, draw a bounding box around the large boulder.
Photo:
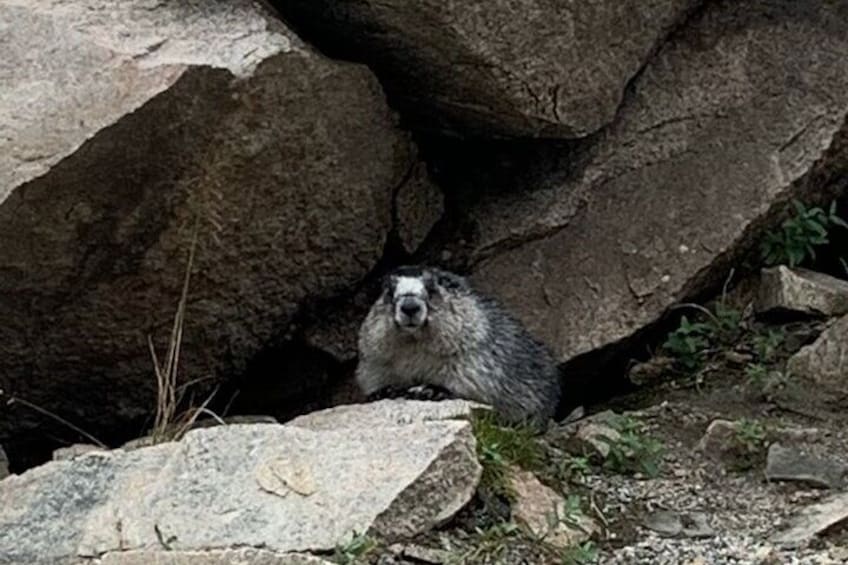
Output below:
[441,0,848,364]
[275,0,701,138]
[0,1,422,456]
[0,400,481,565]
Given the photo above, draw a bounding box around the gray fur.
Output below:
[355,266,561,428]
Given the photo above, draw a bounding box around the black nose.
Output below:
[400,299,421,317]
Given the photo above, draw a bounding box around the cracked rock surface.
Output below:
[0,0,427,454]
[455,0,848,364]
[275,0,700,138]
[0,401,481,565]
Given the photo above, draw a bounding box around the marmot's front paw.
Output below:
[365,385,409,402]
[403,384,455,402]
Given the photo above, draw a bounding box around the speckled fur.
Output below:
[356,266,561,427]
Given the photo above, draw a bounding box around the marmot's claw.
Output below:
[403,384,454,401]
[365,385,409,402]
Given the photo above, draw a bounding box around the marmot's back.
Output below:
[355,265,561,427]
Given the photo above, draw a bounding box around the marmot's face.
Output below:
[387,273,432,332]
[380,266,466,334]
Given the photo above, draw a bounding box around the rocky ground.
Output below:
[344,268,848,564]
[2,266,848,565]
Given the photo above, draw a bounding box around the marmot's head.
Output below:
[378,265,469,334]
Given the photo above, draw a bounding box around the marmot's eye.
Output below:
[437,273,463,290]
[381,286,393,304]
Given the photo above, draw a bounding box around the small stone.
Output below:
[509,468,597,550]
[765,443,845,489]
[52,443,106,461]
[642,510,714,539]
[642,509,682,536]
[696,419,739,455]
[756,266,848,318]
[772,492,848,548]
[696,419,767,470]
[567,422,622,460]
[724,350,754,365]
[680,512,714,539]
[399,543,451,564]
[627,356,675,386]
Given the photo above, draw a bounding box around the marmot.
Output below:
[355,265,561,428]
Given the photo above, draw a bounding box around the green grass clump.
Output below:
[332,532,376,564]
[471,410,543,499]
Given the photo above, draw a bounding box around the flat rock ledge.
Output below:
[0,400,482,565]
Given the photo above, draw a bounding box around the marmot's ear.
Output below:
[434,269,468,291]
[379,273,395,301]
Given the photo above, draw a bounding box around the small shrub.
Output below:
[566,456,591,479]
[735,419,767,448]
[662,315,711,371]
[545,494,588,532]
[732,418,769,470]
[561,541,599,565]
[601,415,664,478]
[451,521,520,564]
[663,302,743,373]
[760,199,848,267]
[744,363,769,387]
[752,329,785,362]
[710,303,743,343]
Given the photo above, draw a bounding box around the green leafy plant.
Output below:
[752,329,785,362]
[710,303,743,343]
[543,494,588,533]
[471,410,543,498]
[561,541,599,565]
[663,301,743,372]
[566,456,591,479]
[761,199,848,267]
[601,415,664,478]
[332,532,376,564]
[744,363,769,387]
[720,418,771,472]
[450,521,521,564]
[662,315,711,371]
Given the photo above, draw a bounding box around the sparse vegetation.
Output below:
[760,199,848,268]
[565,456,591,481]
[744,363,769,387]
[544,494,588,533]
[331,531,377,564]
[726,418,769,471]
[145,226,224,445]
[662,302,742,372]
[662,315,711,371]
[561,540,599,565]
[450,521,521,564]
[1,389,106,448]
[735,418,767,452]
[752,328,785,362]
[471,410,543,499]
[600,415,664,478]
